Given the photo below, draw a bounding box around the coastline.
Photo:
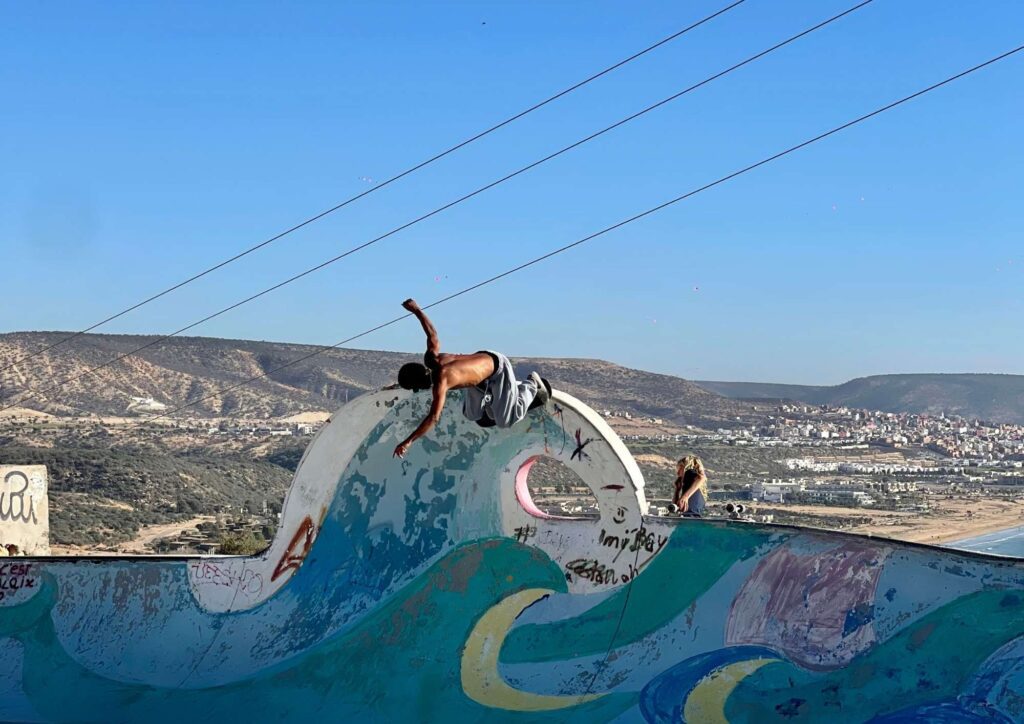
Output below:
[757,498,1024,548]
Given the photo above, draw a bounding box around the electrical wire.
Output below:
[0,0,746,379]
[134,43,1024,425]
[1,0,874,415]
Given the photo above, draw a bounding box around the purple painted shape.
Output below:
[725,541,887,670]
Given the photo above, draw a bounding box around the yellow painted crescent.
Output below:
[683,657,778,724]
[460,588,606,711]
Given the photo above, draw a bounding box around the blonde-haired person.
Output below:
[672,455,708,517]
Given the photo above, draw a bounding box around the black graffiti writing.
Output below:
[552,405,568,454]
[564,554,666,588]
[513,525,537,544]
[189,561,264,596]
[599,526,669,562]
[0,471,39,524]
[570,428,596,462]
[566,558,620,586]
[0,563,35,601]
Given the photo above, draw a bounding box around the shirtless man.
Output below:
[393,299,549,457]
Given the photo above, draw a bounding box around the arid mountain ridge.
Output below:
[695,374,1024,425]
[0,332,750,428]
[2,332,1021,426]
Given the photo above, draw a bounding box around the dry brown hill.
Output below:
[696,373,1024,425]
[0,332,750,428]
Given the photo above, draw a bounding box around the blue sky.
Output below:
[1,1,1021,385]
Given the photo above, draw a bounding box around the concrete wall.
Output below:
[1,391,1024,722]
[0,465,49,555]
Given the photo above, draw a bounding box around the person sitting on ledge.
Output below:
[672,455,708,517]
[393,298,550,458]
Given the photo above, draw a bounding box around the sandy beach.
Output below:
[757,497,1024,546]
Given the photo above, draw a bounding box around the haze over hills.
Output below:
[0,332,750,428]
[695,374,1024,425]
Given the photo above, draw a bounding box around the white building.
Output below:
[752,480,804,503]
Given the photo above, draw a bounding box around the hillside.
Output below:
[696,374,1024,424]
[0,442,293,546]
[0,332,750,428]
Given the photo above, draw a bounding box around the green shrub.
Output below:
[217,531,267,555]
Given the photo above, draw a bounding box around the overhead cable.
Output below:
[0,0,746,379]
[135,43,1023,424]
[2,0,873,414]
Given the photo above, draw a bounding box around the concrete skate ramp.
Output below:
[3,389,1024,722]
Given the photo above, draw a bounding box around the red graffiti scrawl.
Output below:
[271,516,317,582]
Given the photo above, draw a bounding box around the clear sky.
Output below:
[1,1,1021,385]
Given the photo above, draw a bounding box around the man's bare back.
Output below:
[392,298,547,457]
[429,351,496,390]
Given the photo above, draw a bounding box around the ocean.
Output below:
[949,526,1024,558]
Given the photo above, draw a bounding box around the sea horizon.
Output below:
[949,525,1024,558]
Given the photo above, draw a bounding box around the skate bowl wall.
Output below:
[2,389,1024,722]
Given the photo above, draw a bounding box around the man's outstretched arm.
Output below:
[403,298,439,356]
[394,376,449,457]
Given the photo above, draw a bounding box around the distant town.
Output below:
[3,396,1024,554]
[586,403,1024,541]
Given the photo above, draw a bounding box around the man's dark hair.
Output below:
[398,363,432,392]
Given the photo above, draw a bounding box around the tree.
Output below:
[217,531,267,555]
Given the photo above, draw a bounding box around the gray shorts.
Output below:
[462,350,538,428]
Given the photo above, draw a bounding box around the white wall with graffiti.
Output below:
[0,466,49,556]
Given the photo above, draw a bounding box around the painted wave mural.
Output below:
[2,389,1024,722]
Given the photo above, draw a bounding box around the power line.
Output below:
[136,43,1024,425]
[2,0,873,415]
[0,0,746,380]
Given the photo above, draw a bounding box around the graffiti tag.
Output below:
[189,560,264,597]
[513,525,537,544]
[565,526,669,587]
[0,563,36,601]
[599,526,669,561]
[570,429,596,462]
[564,555,663,587]
[271,516,317,582]
[1,471,38,524]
